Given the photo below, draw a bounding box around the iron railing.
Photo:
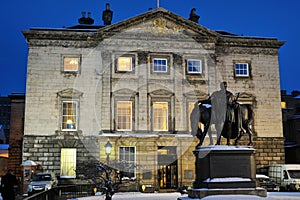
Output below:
[23,184,95,200]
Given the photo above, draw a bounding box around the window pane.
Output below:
[188,102,194,131]
[235,63,249,77]
[153,59,167,72]
[117,57,132,71]
[153,102,168,131]
[62,102,77,130]
[187,60,202,73]
[64,57,79,72]
[117,101,132,130]
[60,148,76,178]
[119,147,135,179]
[188,102,204,132]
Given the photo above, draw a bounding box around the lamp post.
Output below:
[105,141,112,165]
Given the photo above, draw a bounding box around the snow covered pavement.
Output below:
[76,192,300,200]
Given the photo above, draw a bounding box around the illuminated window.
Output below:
[188,102,194,131]
[235,63,249,77]
[187,59,202,74]
[63,57,79,72]
[62,101,77,131]
[188,102,203,132]
[117,57,132,71]
[60,148,76,178]
[153,58,167,72]
[117,101,132,131]
[281,101,287,109]
[153,102,168,131]
[119,147,135,179]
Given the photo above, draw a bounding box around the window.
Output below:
[153,58,167,72]
[119,147,136,179]
[281,101,287,109]
[117,101,132,131]
[60,148,76,178]
[117,57,132,72]
[153,102,168,131]
[62,101,78,131]
[63,57,80,72]
[188,102,203,132]
[188,102,195,132]
[187,59,202,74]
[235,63,249,77]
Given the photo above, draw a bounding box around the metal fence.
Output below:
[23,184,95,200]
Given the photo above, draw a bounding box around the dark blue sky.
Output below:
[0,0,299,96]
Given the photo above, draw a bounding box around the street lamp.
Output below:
[105,141,112,165]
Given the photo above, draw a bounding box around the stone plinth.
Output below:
[188,145,267,198]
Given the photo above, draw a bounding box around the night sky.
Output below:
[0,0,299,96]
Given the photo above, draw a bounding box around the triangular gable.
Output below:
[97,7,220,39]
[57,88,83,98]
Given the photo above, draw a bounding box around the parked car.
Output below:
[256,174,280,192]
[268,164,300,191]
[27,172,58,196]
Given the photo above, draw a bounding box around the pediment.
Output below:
[149,89,173,97]
[97,8,220,39]
[184,90,209,99]
[57,88,83,98]
[236,92,255,104]
[113,88,137,97]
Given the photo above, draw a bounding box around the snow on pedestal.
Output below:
[187,145,267,199]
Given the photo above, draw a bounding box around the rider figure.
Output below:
[201,82,235,145]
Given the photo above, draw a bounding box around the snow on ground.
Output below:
[203,177,251,182]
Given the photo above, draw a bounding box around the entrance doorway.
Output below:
[157,146,178,189]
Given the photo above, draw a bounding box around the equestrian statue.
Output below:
[190,82,254,147]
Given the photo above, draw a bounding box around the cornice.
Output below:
[217,36,285,49]
[22,29,99,47]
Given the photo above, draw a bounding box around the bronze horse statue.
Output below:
[233,103,254,146]
[190,100,254,146]
[190,102,213,147]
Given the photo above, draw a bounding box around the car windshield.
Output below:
[288,170,300,179]
[32,174,52,181]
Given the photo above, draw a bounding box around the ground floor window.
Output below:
[60,148,76,178]
[119,146,135,179]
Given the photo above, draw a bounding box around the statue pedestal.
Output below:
[184,146,266,199]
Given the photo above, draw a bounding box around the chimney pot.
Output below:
[78,11,94,25]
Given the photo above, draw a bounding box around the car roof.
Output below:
[35,172,54,176]
[256,174,269,178]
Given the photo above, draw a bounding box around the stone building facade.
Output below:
[22,8,284,190]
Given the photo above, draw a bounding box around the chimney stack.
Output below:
[78,11,94,25]
[102,3,113,26]
[189,8,200,23]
